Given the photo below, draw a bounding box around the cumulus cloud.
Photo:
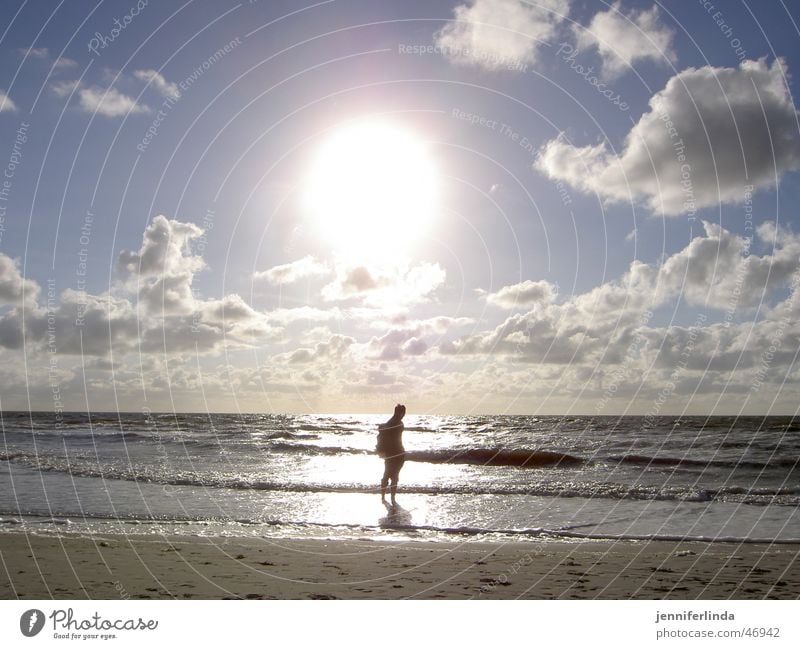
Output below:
[264,306,342,327]
[78,86,149,117]
[0,254,40,307]
[118,215,205,315]
[119,216,204,278]
[279,334,355,364]
[367,328,424,361]
[442,220,800,367]
[483,279,556,309]
[0,217,279,358]
[363,316,474,360]
[574,2,675,78]
[657,221,800,310]
[322,260,446,308]
[0,286,276,358]
[535,58,800,215]
[133,69,181,100]
[253,255,329,286]
[435,0,571,70]
[0,91,17,112]
[0,289,140,355]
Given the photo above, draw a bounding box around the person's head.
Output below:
[394,403,406,420]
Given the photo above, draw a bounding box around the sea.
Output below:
[1,412,798,544]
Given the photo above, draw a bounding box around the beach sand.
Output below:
[1,532,798,599]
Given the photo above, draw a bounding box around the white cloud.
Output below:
[0,216,280,357]
[0,254,40,307]
[264,306,341,326]
[0,91,17,113]
[575,2,675,78]
[658,221,800,310]
[483,279,556,309]
[277,334,355,364]
[535,58,800,215]
[322,260,446,308]
[362,315,473,361]
[50,80,81,97]
[133,69,180,100]
[119,216,204,278]
[254,255,329,286]
[118,215,205,316]
[19,47,77,68]
[435,0,571,70]
[442,220,800,366]
[78,86,149,117]
[54,56,78,69]
[19,47,49,59]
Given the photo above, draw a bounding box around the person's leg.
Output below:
[381,462,390,501]
[389,457,404,505]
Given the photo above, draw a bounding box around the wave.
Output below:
[2,511,798,545]
[256,444,798,472]
[2,449,797,506]
[611,454,800,470]
[406,448,584,467]
[20,426,793,473]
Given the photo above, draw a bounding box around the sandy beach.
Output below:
[1,532,798,599]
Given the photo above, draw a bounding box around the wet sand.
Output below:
[1,532,798,599]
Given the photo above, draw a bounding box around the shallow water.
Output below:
[1,412,798,542]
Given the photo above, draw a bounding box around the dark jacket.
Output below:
[376,417,404,458]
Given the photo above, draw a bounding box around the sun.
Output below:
[304,119,438,256]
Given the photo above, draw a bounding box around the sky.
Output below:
[1,0,800,415]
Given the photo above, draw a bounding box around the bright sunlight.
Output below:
[304,120,438,255]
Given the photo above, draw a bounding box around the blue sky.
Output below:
[1,0,800,414]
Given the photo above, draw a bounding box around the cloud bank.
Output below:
[536,58,800,215]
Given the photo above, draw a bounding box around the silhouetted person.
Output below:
[376,403,406,505]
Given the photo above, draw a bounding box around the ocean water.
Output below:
[1,412,798,543]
